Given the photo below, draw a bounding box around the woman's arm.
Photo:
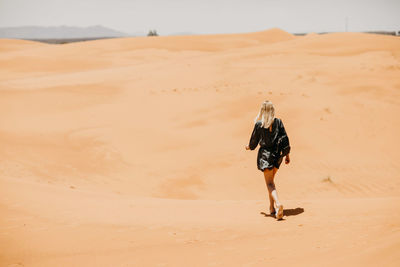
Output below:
[246,122,261,150]
[278,119,291,157]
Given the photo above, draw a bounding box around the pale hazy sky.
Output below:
[0,0,399,34]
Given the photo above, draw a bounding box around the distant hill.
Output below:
[0,25,127,39]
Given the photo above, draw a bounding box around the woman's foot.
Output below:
[275,204,284,220]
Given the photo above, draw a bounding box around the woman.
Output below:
[245,100,291,220]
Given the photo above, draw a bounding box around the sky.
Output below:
[0,0,399,35]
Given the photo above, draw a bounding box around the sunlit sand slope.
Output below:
[1,29,400,266]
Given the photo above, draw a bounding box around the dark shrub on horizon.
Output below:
[147,30,159,37]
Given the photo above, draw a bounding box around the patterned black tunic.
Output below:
[248,118,291,172]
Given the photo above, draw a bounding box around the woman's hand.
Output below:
[285,154,290,164]
[245,145,250,150]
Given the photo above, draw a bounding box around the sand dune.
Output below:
[1,29,400,266]
[0,38,47,52]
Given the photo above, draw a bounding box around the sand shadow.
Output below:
[260,207,304,218]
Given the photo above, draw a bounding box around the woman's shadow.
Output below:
[260,207,304,219]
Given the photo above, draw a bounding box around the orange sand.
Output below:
[1,28,400,266]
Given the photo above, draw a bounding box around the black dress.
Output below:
[248,118,291,172]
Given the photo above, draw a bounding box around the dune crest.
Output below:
[58,27,296,52]
[245,27,295,42]
[0,38,45,51]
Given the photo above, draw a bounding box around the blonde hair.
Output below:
[254,100,275,128]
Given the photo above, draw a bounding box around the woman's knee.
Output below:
[263,168,276,189]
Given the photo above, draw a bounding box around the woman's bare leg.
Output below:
[264,167,283,219]
[268,167,278,213]
[268,192,275,214]
[273,167,278,176]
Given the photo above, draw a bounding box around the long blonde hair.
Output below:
[254,100,275,129]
